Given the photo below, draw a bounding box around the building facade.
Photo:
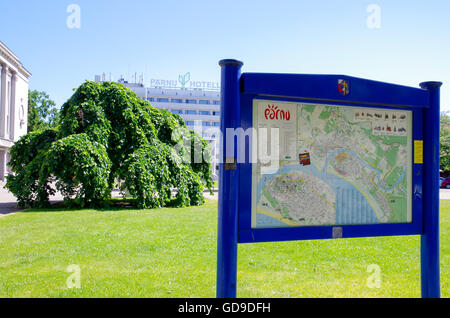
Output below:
[96,75,221,176]
[0,41,31,180]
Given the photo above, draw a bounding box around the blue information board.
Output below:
[216,59,441,298]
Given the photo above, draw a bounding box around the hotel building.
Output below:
[95,74,221,176]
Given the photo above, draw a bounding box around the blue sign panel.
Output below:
[216,59,441,298]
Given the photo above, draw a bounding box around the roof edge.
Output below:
[0,40,32,78]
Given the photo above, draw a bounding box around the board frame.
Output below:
[239,94,423,243]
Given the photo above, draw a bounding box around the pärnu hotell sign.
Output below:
[216,59,442,298]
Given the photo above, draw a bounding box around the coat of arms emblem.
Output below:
[338,79,349,96]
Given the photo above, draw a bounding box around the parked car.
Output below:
[440,177,445,187]
[441,177,450,189]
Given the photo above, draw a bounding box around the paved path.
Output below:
[0,181,67,217]
[0,182,218,217]
[6,182,447,217]
[439,188,450,200]
[0,202,20,217]
[204,189,218,201]
[0,181,21,217]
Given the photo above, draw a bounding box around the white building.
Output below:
[95,74,221,176]
[0,41,31,180]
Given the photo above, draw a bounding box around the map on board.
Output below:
[251,100,412,228]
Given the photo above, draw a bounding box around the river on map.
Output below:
[255,159,381,227]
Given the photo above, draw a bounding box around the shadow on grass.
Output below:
[21,197,137,214]
[20,197,201,214]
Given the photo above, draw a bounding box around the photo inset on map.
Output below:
[252,100,413,228]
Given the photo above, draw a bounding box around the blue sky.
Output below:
[1,0,449,109]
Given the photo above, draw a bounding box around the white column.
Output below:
[0,64,7,138]
[0,65,2,129]
[6,150,11,176]
[9,72,16,140]
[0,149,6,181]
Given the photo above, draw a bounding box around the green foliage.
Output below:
[7,81,213,209]
[27,90,59,132]
[122,143,171,208]
[46,134,112,208]
[441,112,450,171]
[6,129,58,208]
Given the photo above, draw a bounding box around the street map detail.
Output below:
[251,100,412,228]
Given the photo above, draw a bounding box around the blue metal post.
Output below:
[216,59,243,298]
[420,81,442,298]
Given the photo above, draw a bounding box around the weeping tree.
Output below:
[6,81,213,208]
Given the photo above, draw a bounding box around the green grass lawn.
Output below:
[0,199,448,298]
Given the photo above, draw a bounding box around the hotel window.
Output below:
[171,98,183,103]
[171,109,183,114]
[186,110,197,115]
[186,99,197,104]
[213,100,220,105]
[212,122,220,126]
[157,98,169,102]
[202,122,211,126]
[199,100,210,105]
[213,111,220,116]
[185,121,194,126]
[199,111,210,116]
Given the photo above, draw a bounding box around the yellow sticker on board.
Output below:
[414,140,423,164]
